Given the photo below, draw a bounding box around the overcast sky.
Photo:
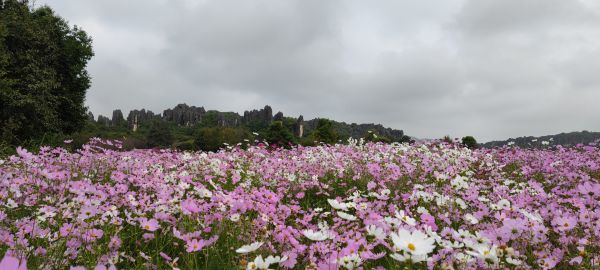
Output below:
[38,0,600,142]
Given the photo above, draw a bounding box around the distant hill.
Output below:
[482,131,600,148]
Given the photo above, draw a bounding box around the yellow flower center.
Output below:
[408,243,416,251]
[193,244,198,249]
[144,225,150,230]
[483,250,490,256]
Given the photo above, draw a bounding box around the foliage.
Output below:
[265,121,296,148]
[461,136,478,149]
[483,130,600,148]
[0,0,93,146]
[364,130,392,143]
[310,118,338,145]
[194,127,249,152]
[146,121,174,148]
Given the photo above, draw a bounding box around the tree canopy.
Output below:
[0,0,93,146]
[461,136,478,149]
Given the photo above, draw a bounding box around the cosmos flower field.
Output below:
[0,138,599,269]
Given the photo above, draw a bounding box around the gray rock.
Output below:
[127,109,157,131]
[162,104,206,126]
[242,105,273,127]
[97,115,111,127]
[294,115,304,137]
[111,110,125,127]
[273,111,284,121]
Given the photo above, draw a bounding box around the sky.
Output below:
[38,0,600,142]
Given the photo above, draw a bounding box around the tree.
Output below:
[311,118,338,145]
[462,136,478,149]
[0,0,93,145]
[194,127,248,152]
[363,130,391,143]
[265,121,296,147]
[146,121,173,148]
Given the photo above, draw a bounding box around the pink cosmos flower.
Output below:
[551,215,577,231]
[140,218,160,232]
[420,213,438,231]
[78,205,98,220]
[185,236,219,253]
[83,228,104,242]
[60,223,75,237]
[0,251,26,270]
[181,198,201,215]
[578,182,600,197]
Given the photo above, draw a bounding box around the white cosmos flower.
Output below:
[451,175,469,190]
[496,199,511,210]
[390,229,436,259]
[519,209,542,223]
[317,221,329,231]
[248,255,288,270]
[464,214,479,224]
[416,206,429,214]
[196,188,212,198]
[337,253,362,270]
[366,225,386,240]
[389,252,409,262]
[236,241,263,254]
[466,243,499,264]
[327,199,351,211]
[303,229,331,241]
[6,199,17,209]
[389,252,428,263]
[229,213,240,222]
[395,210,416,226]
[455,198,467,210]
[506,257,522,265]
[384,216,401,226]
[337,212,357,221]
[455,252,475,263]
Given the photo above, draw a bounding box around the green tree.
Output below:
[265,121,295,147]
[363,130,391,143]
[311,118,338,145]
[194,127,248,152]
[0,0,93,145]
[461,136,478,149]
[146,121,173,148]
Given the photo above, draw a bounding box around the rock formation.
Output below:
[242,105,273,125]
[294,115,304,137]
[273,112,284,122]
[162,104,206,126]
[127,109,157,131]
[97,115,111,127]
[93,104,407,142]
[111,110,125,127]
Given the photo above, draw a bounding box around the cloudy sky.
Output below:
[38,0,600,142]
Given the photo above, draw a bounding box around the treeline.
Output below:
[482,130,600,148]
[54,117,410,153]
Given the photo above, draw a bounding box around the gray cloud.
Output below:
[38,0,600,142]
